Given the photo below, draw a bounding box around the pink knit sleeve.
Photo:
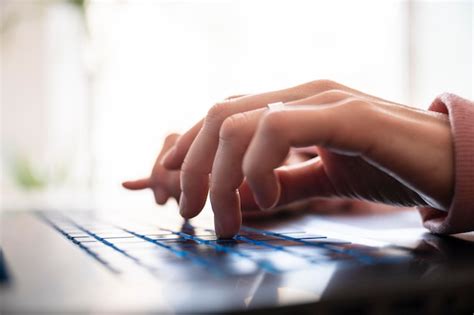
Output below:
[418,93,474,234]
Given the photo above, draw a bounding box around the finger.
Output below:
[239,159,334,211]
[122,177,152,190]
[156,133,180,172]
[162,98,247,170]
[151,134,179,205]
[124,133,179,189]
[275,158,337,206]
[210,109,265,237]
[153,187,170,205]
[178,81,343,218]
[161,133,180,155]
[239,180,259,211]
[243,100,376,209]
[161,98,246,169]
[239,159,339,211]
[210,109,326,236]
[165,171,181,201]
[160,132,188,169]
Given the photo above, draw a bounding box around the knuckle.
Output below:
[219,113,246,142]
[321,89,350,98]
[206,102,231,126]
[165,133,179,143]
[311,89,351,103]
[163,133,180,149]
[261,110,286,135]
[309,79,340,91]
[345,99,374,113]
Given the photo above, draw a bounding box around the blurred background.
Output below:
[1,0,472,212]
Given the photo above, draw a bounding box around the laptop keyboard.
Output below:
[39,212,411,277]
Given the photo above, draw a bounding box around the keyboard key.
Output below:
[106,238,147,244]
[94,231,135,238]
[144,234,183,240]
[191,235,220,241]
[116,242,158,250]
[80,241,107,249]
[67,232,90,238]
[285,233,326,240]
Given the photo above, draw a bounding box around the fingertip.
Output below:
[211,196,242,238]
[214,218,240,239]
[121,178,151,190]
[178,192,194,218]
[122,181,134,189]
[215,226,240,239]
[154,188,169,205]
[178,176,209,218]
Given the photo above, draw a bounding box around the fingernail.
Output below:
[160,145,177,167]
[179,192,188,217]
[254,194,273,210]
[254,180,280,210]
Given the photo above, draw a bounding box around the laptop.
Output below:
[1,203,474,314]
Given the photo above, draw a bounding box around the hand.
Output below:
[160,80,454,237]
[161,81,383,216]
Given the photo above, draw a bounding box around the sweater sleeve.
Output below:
[418,93,474,234]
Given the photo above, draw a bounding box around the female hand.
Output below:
[127,80,454,238]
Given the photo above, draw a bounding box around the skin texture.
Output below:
[123,80,454,238]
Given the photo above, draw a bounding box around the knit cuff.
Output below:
[418,93,474,234]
